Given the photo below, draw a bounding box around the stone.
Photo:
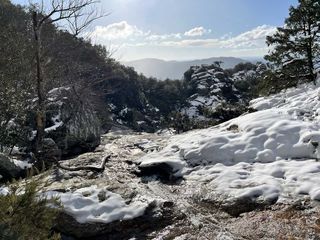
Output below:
[44,87,101,157]
[36,138,61,168]
[0,153,23,182]
[55,200,176,239]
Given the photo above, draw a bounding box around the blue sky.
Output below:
[12,0,298,61]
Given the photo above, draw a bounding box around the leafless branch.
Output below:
[33,0,106,36]
[57,155,110,172]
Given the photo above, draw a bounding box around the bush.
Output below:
[0,177,61,240]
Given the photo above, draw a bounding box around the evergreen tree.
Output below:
[265,0,320,87]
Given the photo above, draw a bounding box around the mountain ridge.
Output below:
[122,56,251,80]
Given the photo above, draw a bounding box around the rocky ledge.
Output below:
[37,130,320,240]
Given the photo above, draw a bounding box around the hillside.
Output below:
[122,57,248,80]
[1,0,320,239]
[2,80,320,239]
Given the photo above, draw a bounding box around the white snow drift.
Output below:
[47,186,148,224]
[139,81,320,202]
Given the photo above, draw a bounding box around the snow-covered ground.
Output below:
[250,81,320,121]
[139,80,320,203]
[47,186,149,224]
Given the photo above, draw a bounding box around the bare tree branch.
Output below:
[30,0,107,154]
[57,155,110,172]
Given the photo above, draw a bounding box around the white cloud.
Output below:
[91,21,149,40]
[159,25,276,49]
[223,25,277,48]
[146,33,182,41]
[90,23,277,60]
[184,26,212,37]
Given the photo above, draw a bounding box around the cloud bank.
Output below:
[89,21,277,60]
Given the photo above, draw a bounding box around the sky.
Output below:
[12,0,298,61]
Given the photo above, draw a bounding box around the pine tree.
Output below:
[265,0,320,87]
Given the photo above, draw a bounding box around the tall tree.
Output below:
[265,0,320,86]
[0,0,33,151]
[29,0,104,153]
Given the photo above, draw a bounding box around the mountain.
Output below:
[122,57,249,80]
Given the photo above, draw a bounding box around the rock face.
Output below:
[45,87,101,157]
[0,153,22,182]
[33,130,320,239]
[57,201,176,239]
[182,64,246,122]
[35,138,61,168]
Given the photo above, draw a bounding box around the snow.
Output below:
[139,109,320,174]
[1,184,148,225]
[48,87,71,96]
[232,70,256,82]
[13,159,32,169]
[139,80,320,203]
[182,65,239,119]
[182,94,221,118]
[0,186,9,196]
[47,186,148,224]
[250,81,320,122]
[45,121,63,133]
[119,107,129,116]
[186,159,320,202]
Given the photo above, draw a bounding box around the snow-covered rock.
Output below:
[47,186,148,224]
[250,80,320,122]
[0,153,29,182]
[139,81,320,204]
[182,64,242,120]
[45,87,101,157]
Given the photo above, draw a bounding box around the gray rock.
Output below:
[36,138,61,168]
[45,87,101,157]
[0,153,23,182]
[55,201,177,239]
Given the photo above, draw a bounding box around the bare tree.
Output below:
[29,0,105,153]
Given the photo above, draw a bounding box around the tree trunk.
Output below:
[306,20,316,84]
[32,11,46,152]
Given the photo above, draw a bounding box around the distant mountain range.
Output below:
[122,57,256,80]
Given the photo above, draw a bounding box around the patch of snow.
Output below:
[48,87,71,95]
[13,159,32,169]
[197,84,207,89]
[250,81,320,122]
[45,121,63,133]
[119,107,129,116]
[47,186,148,224]
[109,103,116,110]
[0,186,9,196]
[140,109,320,175]
[186,159,320,202]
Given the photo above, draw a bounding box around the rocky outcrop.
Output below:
[56,201,177,239]
[31,131,320,239]
[181,64,246,122]
[45,87,101,157]
[0,153,23,182]
[35,138,61,168]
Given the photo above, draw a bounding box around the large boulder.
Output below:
[44,87,101,157]
[0,153,23,182]
[34,138,61,168]
[56,201,177,239]
[181,64,245,122]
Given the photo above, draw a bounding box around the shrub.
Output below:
[0,177,61,240]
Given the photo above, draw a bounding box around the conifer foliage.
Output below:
[265,0,320,88]
[0,177,61,240]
